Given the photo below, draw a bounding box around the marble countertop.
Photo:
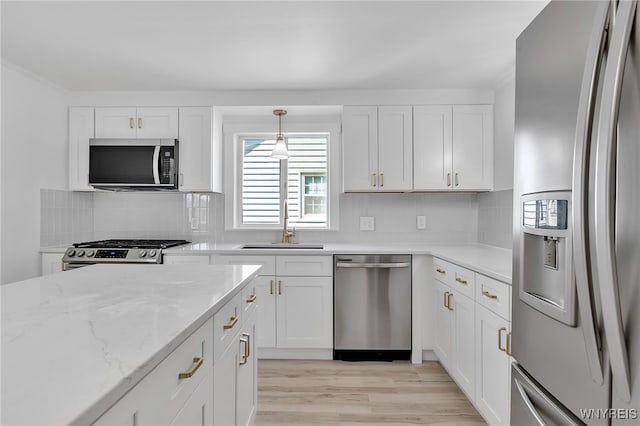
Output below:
[1,263,261,426]
[164,242,512,284]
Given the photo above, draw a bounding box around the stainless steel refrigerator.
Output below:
[512,0,640,424]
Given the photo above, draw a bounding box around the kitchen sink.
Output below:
[240,243,324,250]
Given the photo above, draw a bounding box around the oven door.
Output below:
[89,138,177,189]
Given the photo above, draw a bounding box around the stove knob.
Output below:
[149,250,157,257]
[139,250,147,258]
[77,250,85,257]
[87,250,95,257]
[67,249,76,257]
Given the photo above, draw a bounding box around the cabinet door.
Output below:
[136,107,178,139]
[451,290,476,400]
[41,253,63,276]
[377,106,413,191]
[342,106,378,192]
[169,368,213,426]
[475,305,511,425]
[413,105,453,191]
[95,107,137,139]
[433,280,452,369]
[69,107,95,191]
[276,276,333,348]
[255,276,277,348]
[213,336,239,426]
[237,310,257,426]
[178,107,218,192]
[452,105,493,191]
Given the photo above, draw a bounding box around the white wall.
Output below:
[492,70,516,190]
[1,63,68,284]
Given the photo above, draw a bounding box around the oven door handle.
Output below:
[152,146,161,185]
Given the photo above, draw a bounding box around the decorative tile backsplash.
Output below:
[40,189,93,247]
[477,189,514,249]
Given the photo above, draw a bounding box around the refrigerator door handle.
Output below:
[594,0,636,403]
[514,378,547,426]
[571,0,610,386]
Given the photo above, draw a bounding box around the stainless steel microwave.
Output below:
[89,138,178,190]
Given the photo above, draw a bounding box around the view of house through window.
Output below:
[240,134,328,227]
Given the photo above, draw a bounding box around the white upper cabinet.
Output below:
[95,107,178,139]
[413,104,493,191]
[68,107,95,191]
[178,107,222,193]
[452,105,493,191]
[342,106,412,192]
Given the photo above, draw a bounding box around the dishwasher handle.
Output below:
[335,262,410,269]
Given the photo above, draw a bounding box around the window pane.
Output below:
[287,137,328,225]
[242,139,280,224]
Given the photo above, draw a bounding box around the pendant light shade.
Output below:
[271,109,288,159]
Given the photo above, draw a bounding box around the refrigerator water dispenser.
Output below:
[519,192,576,326]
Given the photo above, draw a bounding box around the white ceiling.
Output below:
[1,1,548,91]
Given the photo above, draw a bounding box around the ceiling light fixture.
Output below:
[271,109,288,159]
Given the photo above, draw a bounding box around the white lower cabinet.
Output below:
[236,309,258,426]
[213,332,239,426]
[431,257,511,426]
[41,253,64,275]
[170,369,214,426]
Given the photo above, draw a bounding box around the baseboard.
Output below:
[257,348,333,360]
[422,350,438,361]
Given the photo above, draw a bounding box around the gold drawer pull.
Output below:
[482,290,498,300]
[129,117,134,128]
[498,327,507,353]
[436,268,446,274]
[269,279,274,295]
[443,291,450,308]
[455,277,468,285]
[447,173,451,187]
[372,173,377,187]
[278,280,282,295]
[178,357,203,379]
[447,293,453,311]
[239,337,248,365]
[380,173,384,187]
[242,332,251,358]
[246,294,257,303]
[507,332,512,356]
[223,315,238,330]
[138,117,142,128]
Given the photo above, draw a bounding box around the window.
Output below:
[237,134,329,228]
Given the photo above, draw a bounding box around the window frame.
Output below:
[224,117,340,231]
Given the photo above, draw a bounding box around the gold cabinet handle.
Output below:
[436,268,446,275]
[138,117,142,128]
[372,173,377,187]
[239,337,248,365]
[178,357,203,379]
[498,327,507,353]
[179,173,184,187]
[455,173,459,187]
[443,291,450,308]
[506,332,512,356]
[482,290,498,300]
[223,315,238,330]
[447,173,452,187]
[269,279,274,295]
[447,293,453,311]
[455,277,468,285]
[278,280,282,295]
[246,294,257,303]
[129,117,134,129]
[380,173,384,187]
[242,332,251,358]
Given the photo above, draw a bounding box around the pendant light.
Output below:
[271,109,288,159]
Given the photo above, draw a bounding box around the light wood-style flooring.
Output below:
[255,359,486,425]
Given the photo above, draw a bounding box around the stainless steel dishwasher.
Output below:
[334,254,411,361]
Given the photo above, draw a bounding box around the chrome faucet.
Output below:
[281,200,295,243]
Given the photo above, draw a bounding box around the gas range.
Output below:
[62,239,190,270]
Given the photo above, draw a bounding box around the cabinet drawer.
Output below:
[212,255,276,276]
[476,274,511,320]
[93,318,213,426]
[214,293,242,361]
[450,263,475,299]
[241,279,259,318]
[433,258,454,286]
[276,256,332,276]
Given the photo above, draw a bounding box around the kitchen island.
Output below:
[1,263,261,425]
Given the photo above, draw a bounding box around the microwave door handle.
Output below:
[594,0,636,403]
[152,146,161,185]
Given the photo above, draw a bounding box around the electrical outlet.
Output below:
[417,215,426,230]
[359,216,375,231]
